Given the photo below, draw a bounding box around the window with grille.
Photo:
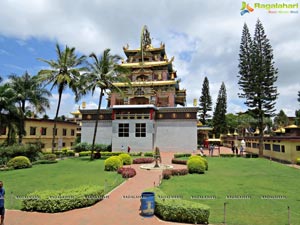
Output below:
[135,123,146,137]
[118,123,129,137]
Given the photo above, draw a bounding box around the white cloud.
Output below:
[0,0,299,118]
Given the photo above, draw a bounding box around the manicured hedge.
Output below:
[187,157,206,174]
[42,153,57,161]
[133,157,154,164]
[117,167,136,178]
[7,156,32,169]
[22,185,104,213]
[174,153,191,158]
[104,156,122,171]
[32,160,58,165]
[296,158,300,165]
[188,155,208,171]
[162,169,189,179]
[171,158,187,165]
[118,153,132,165]
[144,152,153,157]
[149,188,210,224]
[79,151,91,157]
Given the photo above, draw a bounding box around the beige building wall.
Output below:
[0,118,77,152]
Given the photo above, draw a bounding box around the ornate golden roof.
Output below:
[112,80,176,87]
[120,61,171,68]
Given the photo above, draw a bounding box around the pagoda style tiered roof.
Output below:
[109,26,186,107]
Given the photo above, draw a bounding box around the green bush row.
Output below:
[104,154,133,171]
[296,158,300,165]
[32,160,58,165]
[73,142,111,152]
[54,149,75,157]
[150,188,210,224]
[174,153,192,158]
[22,185,104,213]
[144,152,153,157]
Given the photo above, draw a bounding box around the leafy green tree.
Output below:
[78,49,129,159]
[213,82,227,136]
[8,72,51,143]
[237,20,278,156]
[199,77,212,125]
[273,110,289,129]
[37,44,87,152]
[0,83,20,145]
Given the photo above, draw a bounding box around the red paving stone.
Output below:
[6,148,233,225]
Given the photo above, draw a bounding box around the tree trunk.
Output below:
[52,91,62,153]
[258,110,264,157]
[91,88,104,160]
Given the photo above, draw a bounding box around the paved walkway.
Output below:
[6,149,231,225]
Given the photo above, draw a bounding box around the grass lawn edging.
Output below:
[148,187,210,224]
[22,185,104,213]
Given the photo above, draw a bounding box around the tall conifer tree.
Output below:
[199,76,212,125]
[213,82,227,136]
[238,19,278,157]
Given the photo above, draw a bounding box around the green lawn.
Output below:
[0,157,124,209]
[159,157,300,225]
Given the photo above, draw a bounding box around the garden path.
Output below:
[6,149,231,225]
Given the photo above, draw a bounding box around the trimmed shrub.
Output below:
[187,158,206,174]
[22,185,104,213]
[171,158,187,165]
[119,153,132,165]
[42,153,56,161]
[117,167,136,178]
[104,156,122,171]
[32,160,58,165]
[66,150,75,157]
[188,155,208,171]
[7,156,32,169]
[174,153,191,158]
[296,158,300,165]
[144,152,153,157]
[79,151,91,157]
[150,188,210,224]
[74,142,90,152]
[101,152,123,158]
[129,152,142,157]
[133,158,154,164]
[171,168,189,176]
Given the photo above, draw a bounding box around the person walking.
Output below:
[0,181,5,225]
[127,146,131,153]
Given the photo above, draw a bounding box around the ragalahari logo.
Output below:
[241,2,254,15]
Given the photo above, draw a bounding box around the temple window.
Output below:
[135,123,146,137]
[118,123,129,137]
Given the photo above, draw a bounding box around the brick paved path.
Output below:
[6,148,232,225]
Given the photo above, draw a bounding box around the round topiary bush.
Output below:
[104,156,122,171]
[187,157,206,174]
[118,153,132,165]
[7,156,32,169]
[296,158,300,165]
[189,155,208,170]
[42,153,57,161]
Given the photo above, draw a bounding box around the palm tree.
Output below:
[37,44,87,152]
[8,72,52,144]
[79,49,129,159]
[0,83,20,145]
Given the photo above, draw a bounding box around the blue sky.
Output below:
[0,0,299,118]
